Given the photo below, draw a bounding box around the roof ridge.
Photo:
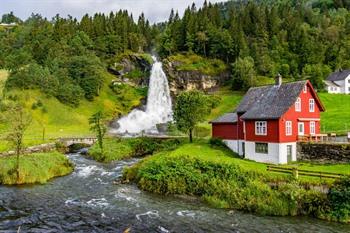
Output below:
[248,80,307,90]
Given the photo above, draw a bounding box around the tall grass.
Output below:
[0,152,74,185]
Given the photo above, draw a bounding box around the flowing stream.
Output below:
[1,153,350,232]
[111,56,173,135]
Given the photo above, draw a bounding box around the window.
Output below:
[303,85,307,93]
[310,121,315,135]
[309,99,315,112]
[255,121,267,135]
[348,79,350,84]
[255,143,268,154]
[295,97,301,112]
[285,121,292,136]
[298,122,304,135]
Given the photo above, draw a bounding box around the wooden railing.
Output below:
[267,165,344,179]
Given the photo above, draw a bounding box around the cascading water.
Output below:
[111,56,173,135]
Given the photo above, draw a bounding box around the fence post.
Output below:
[292,168,299,179]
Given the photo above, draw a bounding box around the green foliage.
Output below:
[232,56,256,90]
[174,90,213,142]
[328,177,350,221]
[166,53,227,76]
[0,11,157,106]
[124,142,349,221]
[157,1,350,89]
[88,137,184,163]
[209,137,226,148]
[89,111,106,152]
[0,152,74,185]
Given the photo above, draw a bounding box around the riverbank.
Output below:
[0,152,74,185]
[88,137,184,163]
[123,141,350,223]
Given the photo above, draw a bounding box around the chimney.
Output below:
[275,73,282,86]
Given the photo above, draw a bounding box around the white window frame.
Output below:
[285,121,292,136]
[309,99,315,112]
[310,121,316,135]
[255,121,267,136]
[303,85,307,93]
[298,122,304,136]
[295,97,301,112]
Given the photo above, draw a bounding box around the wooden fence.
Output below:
[267,165,344,179]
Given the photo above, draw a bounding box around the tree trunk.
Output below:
[16,151,20,183]
[189,129,193,143]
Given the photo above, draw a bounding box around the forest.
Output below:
[1,0,350,105]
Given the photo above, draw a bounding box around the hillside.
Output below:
[319,93,350,134]
[0,71,145,152]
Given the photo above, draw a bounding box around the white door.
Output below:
[298,122,304,136]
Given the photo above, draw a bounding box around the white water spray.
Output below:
[111,56,173,135]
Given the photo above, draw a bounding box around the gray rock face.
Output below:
[163,60,230,95]
[297,142,350,163]
[109,54,152,86]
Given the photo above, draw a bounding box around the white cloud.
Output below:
[0,0,227,22]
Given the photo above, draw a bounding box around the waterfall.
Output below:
[111,56,173,135]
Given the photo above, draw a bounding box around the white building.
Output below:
[325,70,350,94]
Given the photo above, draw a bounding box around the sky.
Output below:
[0,0,228,23]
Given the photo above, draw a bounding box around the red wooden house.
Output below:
[211,76,325,164]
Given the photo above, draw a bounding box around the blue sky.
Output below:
[0,0,227,22]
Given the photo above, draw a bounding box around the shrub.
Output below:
[328,176,350,221]
[209,137,226,148]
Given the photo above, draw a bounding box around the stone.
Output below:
[297,142,350,163]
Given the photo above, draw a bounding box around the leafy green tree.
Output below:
[232,56,256,90]
[3,104,32,181]
[174,91,212,143]
[1,12,21,24]
[302,64,331,90]
[89,111,107,153]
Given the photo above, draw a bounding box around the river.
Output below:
[1,153,349,232]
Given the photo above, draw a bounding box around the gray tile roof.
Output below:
[238,81,308,120]
[327,70,350,81]
[324,80,340,87]
[210,112,237,123]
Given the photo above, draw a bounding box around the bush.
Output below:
[209,137,226,148]
[328,176,350,221]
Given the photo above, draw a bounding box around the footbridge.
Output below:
[58,137,97,147]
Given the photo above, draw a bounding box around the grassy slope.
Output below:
[167,53,228,76]
[0,72,144,152]
[153,142,350,177]
[0,152,74,185]
[126,142,350,189]
[319,93,350,134]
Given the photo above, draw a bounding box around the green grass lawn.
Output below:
[319,93,350,134]
[0,72,145,152]
[0,152,74,185]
